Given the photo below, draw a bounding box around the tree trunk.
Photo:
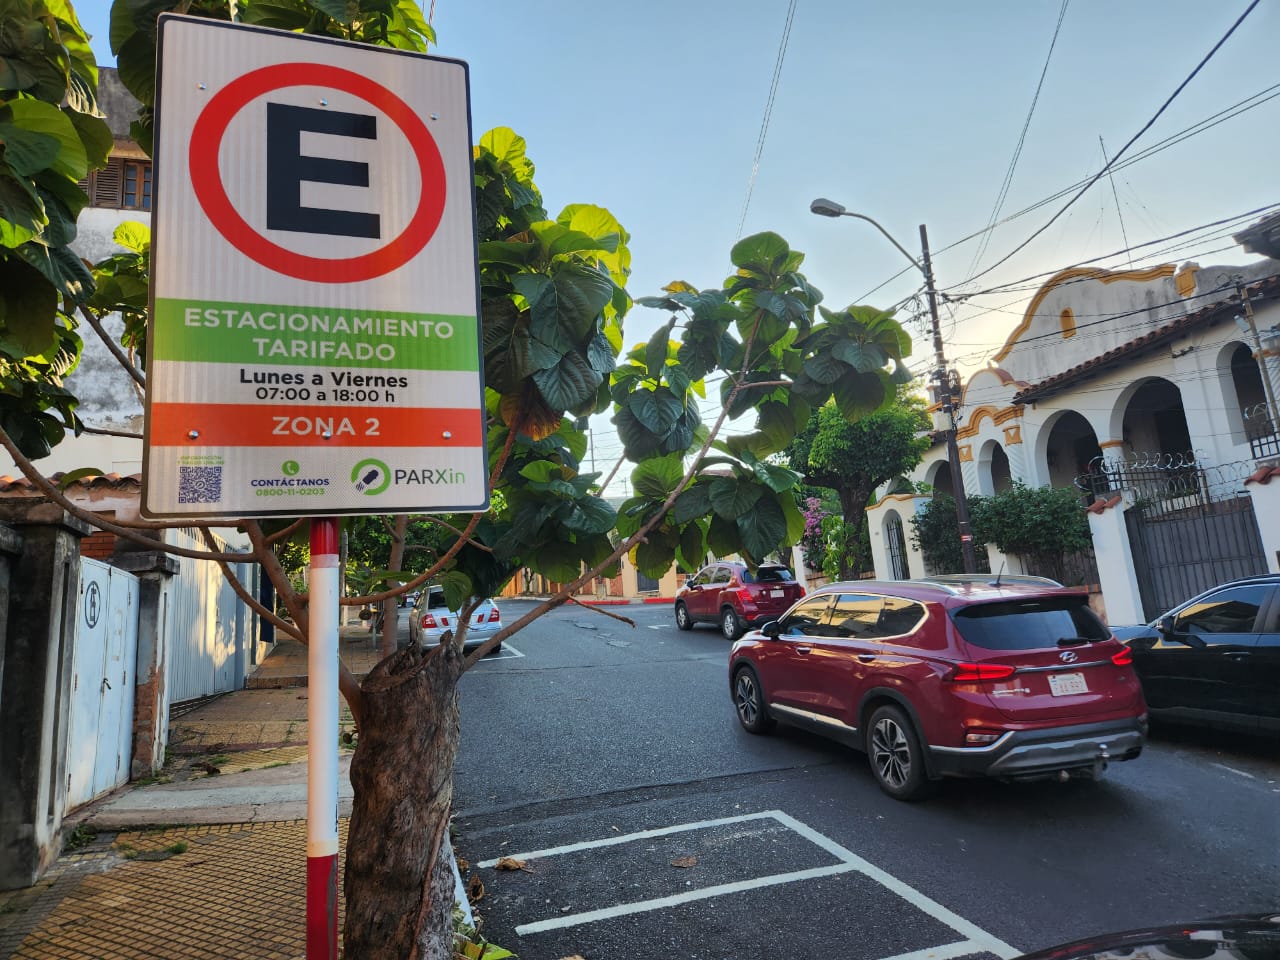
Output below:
[344,641,463,959]
[381,515,410,659]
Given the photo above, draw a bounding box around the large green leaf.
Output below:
[749,459,800,493]
[518,460,560,483]
[613,405,662,459]
[672,482,712,524]
[551,262,614,341]
[708,476,762,520]
[0,254,57,354]
[67,110,112,170]
[629,386,682,436]
[645,318,674,380]
[634,534,676,580]
[729,231,789,272]
[438,568,474,613]
[479,127,534,182]
[6,100,87,182]
[832,370,887,421]
[532,350,601,412]
[737,494,787,561]
[16,239,93,301]
[0,171,45,247]
[706,512,739,559]
[112,220,150,253]
[0,122,60,177]
[676,521,706,573]
[779,492,806,546]
[630,452,684,500]
[832,339,887,373]
[562,496,615,536]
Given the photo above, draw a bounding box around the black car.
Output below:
[1111,575,1280,736]
[1014,914,1280,960]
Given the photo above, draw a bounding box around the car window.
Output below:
[829,594,883,638]
[876,597,927,640]
[1174,585,1269,635]
[779,596,834,637]
[688,569,710,587]
[427,589,449,610]
[950,596,1108,651]
[711,567,732,585]
[742,567,795,584]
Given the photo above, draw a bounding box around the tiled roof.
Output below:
[0,472,142,495]
[1012,273,1280,405]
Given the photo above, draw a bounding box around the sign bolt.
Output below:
[442,431,452,439]
[430,113,439,121]
[198,82,206,90]
[322,431,333,440]
[187,430,199,439]
[319,98,329,106]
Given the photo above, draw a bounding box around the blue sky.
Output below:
[77,0,1278,476]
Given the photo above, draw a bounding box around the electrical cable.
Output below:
[963,0,1070,282]
[736,0,797,239]
[952,0,1263,288]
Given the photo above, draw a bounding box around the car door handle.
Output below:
[795,646,811,655]
[1225,651,1253,660]
[857,654,875,663]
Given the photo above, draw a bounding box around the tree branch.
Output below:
[78,305,146,388]
[0,427,255,562]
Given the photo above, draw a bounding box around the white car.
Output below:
[408,586,503,654]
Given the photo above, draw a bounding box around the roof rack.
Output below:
[913,574,1065,590]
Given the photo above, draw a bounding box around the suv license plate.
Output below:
[770,589,784,597]
[1048,672,1088,696]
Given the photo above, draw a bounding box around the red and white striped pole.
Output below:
[307,517,340,959]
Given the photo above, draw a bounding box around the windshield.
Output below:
[950,596,1108,651]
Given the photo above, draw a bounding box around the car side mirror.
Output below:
[1157,616,1175,636]
[761,620,781,639]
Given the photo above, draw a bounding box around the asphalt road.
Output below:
[451,599,1280,960]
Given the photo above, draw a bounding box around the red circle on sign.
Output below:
[188,62,446,283]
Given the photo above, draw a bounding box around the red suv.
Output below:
[728,577,1147,800]
[675,561,806,640]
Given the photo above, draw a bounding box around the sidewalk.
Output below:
[0,621,449,960]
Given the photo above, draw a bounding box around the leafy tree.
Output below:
[786,387,929,578]
[2,3,918,955]
[969,481,1093,584]
[911,494,965,574]
[0,0,111,458]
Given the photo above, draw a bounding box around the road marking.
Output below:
[877,942,986,960]
[474,644,524,662]
[479,810,1021,957]
[1209,762,1254,780]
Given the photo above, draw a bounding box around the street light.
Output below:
[809,197,979,574]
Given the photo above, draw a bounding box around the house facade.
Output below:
[867,227,1280,625]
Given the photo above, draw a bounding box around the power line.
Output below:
[952,0,1263,288]
[736,0,797,239]
[963,0,1070,282]
[850,82,1279,306]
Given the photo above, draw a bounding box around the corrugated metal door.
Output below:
[67,560,139,808]
[165,529,251,703]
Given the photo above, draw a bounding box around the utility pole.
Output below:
[1238,284,1280,433]
[920,224,978,574]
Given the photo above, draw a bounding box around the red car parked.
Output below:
[728,576,1147,800]
[675,561,806,640]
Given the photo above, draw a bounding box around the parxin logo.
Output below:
[351,458,466,493]
[352,458,391,495]
[250,459,329,497]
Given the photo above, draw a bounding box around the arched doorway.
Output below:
[884,511,909,580]
[1120,378,1192,458]
[1041,410,1102,490]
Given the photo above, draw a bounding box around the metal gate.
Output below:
[635,571,660,592]
[67,559,139,808]
[165,528,256,703]
[1082,454,1268,620]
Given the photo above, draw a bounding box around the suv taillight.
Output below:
[735,588,753,605]
[1111,647,1133,666]
[950,662,1017,682]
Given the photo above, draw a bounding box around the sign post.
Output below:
[150,16,485,957]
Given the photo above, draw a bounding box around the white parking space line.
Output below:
[477,644,523,661]
[877,941,986,960]
[1209,762,1254,779]
[477,810,1022,957]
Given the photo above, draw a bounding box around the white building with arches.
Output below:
[867,222,1280,625]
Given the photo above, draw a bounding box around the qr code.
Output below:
[178,465,222,504]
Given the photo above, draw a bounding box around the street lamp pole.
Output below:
[810,198,978,573]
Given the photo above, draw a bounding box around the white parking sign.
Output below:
[142,16,487,518]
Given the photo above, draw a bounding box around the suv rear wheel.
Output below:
[733,666,774,734]
[721,607,743,640]
[867,704,933,801]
